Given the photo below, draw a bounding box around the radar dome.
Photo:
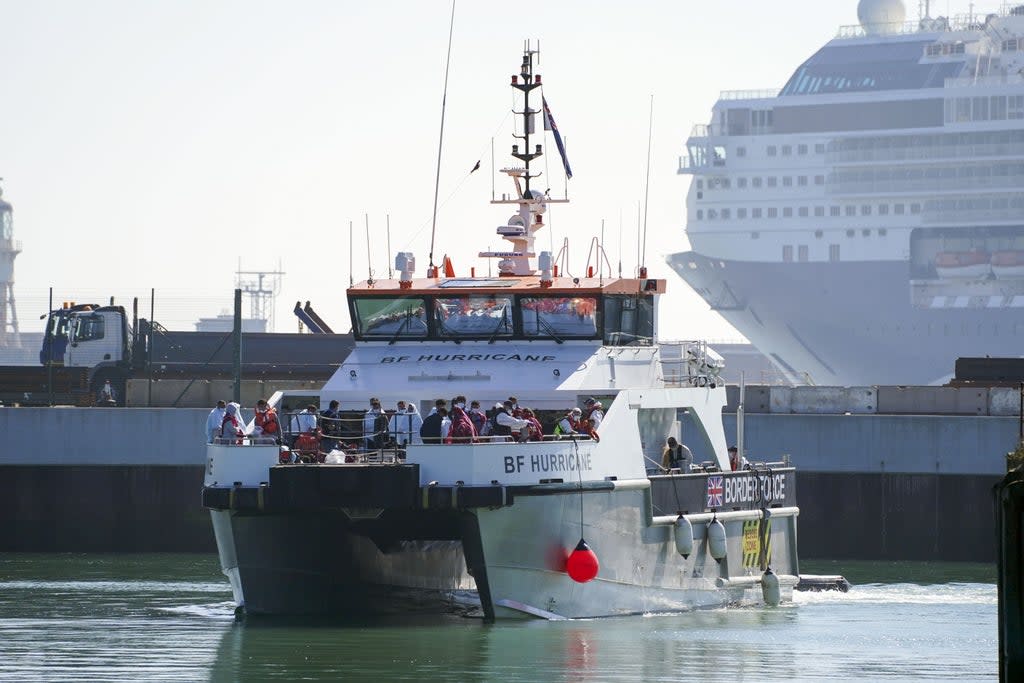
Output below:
[858,0,906,34]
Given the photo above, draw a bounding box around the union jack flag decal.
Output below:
[706,475,724,509]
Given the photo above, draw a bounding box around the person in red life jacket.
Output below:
[467,400,488,436]
[520,407,544,441]
[219,402,244,444]
[554,407,582,438]
[507,396,524,418]
[583,397,604,430]
[254,398,280,442]
[446,395,477,444]
[491,400,529,442]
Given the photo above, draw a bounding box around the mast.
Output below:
[480,43,568,277]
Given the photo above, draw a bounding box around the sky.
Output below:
[0,0,982,338]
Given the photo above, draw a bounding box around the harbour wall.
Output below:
[0,407,1013,560]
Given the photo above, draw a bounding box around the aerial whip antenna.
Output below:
[640,94,654,278]
[386,214,393,278]
[365,213,374,285]
[348,220,354,286]
[428,0,457,276]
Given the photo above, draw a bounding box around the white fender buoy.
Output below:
[761,567,781,606]
[674,515,694,558]
[707,518,727,561]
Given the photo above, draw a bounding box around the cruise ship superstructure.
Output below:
[668,0,1024,385]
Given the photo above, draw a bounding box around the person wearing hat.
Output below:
[554,407,583,438]
[583,397,604,430]
[662,436,693,473]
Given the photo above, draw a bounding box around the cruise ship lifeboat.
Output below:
[934,250,992,280]
[991,250,1024,280]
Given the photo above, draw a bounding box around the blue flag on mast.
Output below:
[542,96,573,180]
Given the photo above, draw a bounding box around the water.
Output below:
[0,555,997,682]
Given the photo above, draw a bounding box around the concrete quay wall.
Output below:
[0,406,1014,560]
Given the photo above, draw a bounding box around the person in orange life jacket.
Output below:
[520,407,544,441]
[492,400,529,441]
[661,436,693,472]
[554,407,582,437]
[253,398,280,439]
[467,400,488,436]
[446,395,477,443]
[729,446,749,471]
[220,402,244,444]
[583,397,604,430]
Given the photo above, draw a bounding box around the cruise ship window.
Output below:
[846,229,855,237]
[783,177,792,187]
[783,207,793,217]
[879,228,887,236]
[768,208,778,218]
[738,208,747,218]
[751,231,759,239]
[696,180,704,189]
[782,245,793,262]
[767,146,777,156]
[798,245,808,262]
[845,206,856,217]
[737,146,746,157]
[894,204,905,215]
[992,96,1008,120]
[815,175,824,185]
[798,144,808,155]
[1009,96,1024,119]
[782,145,792,156]
[753,177,763,188]
[862,229,871,236]
[829,244,840,261]
[830,206,840,217]
[738,178,747,189]
[799,207,809,217]
[752,208,763,218]
[815,143,825,154]
[697,210,704,220]
[798,176,808,186]
[814,229,823,238]
[721,209,730,219]
[722,178,731,189]
[815,207,825,217]
[767,177,777,188]
[697,192,703,199]
[708,209,717,219]
[861,205,872,216]
[910,203,921,214]
[879,204,889,215]
[973,97,989,121]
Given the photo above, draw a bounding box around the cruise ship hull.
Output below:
[667,250,1022,386]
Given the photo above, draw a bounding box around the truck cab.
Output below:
[40,304,128,368]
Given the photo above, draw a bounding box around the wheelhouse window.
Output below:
[434,294,513,339]
[352,297,428,339]
[603,295,654,346]
[521,296,598,339]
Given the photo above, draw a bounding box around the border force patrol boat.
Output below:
[202,46,814,621]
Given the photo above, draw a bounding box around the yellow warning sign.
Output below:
[742,518,772,569]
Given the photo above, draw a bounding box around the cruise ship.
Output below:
[668,0,1024,386]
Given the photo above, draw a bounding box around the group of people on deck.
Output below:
[205,395,607,454]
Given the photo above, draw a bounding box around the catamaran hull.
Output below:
[209,479,798,619]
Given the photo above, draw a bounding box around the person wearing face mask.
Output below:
[390,400,423,446]
[467,400,488,436]
[507,396,523,418]
[446,395,477,444]
[363,398,388,450]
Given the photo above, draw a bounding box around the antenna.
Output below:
[618,208,623,278]
[386,214,393,278]
[235,264,285,331]
[428,0,457,275]
[640,94,654,278]
[348,220,354,286]
[365,213,374,284]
